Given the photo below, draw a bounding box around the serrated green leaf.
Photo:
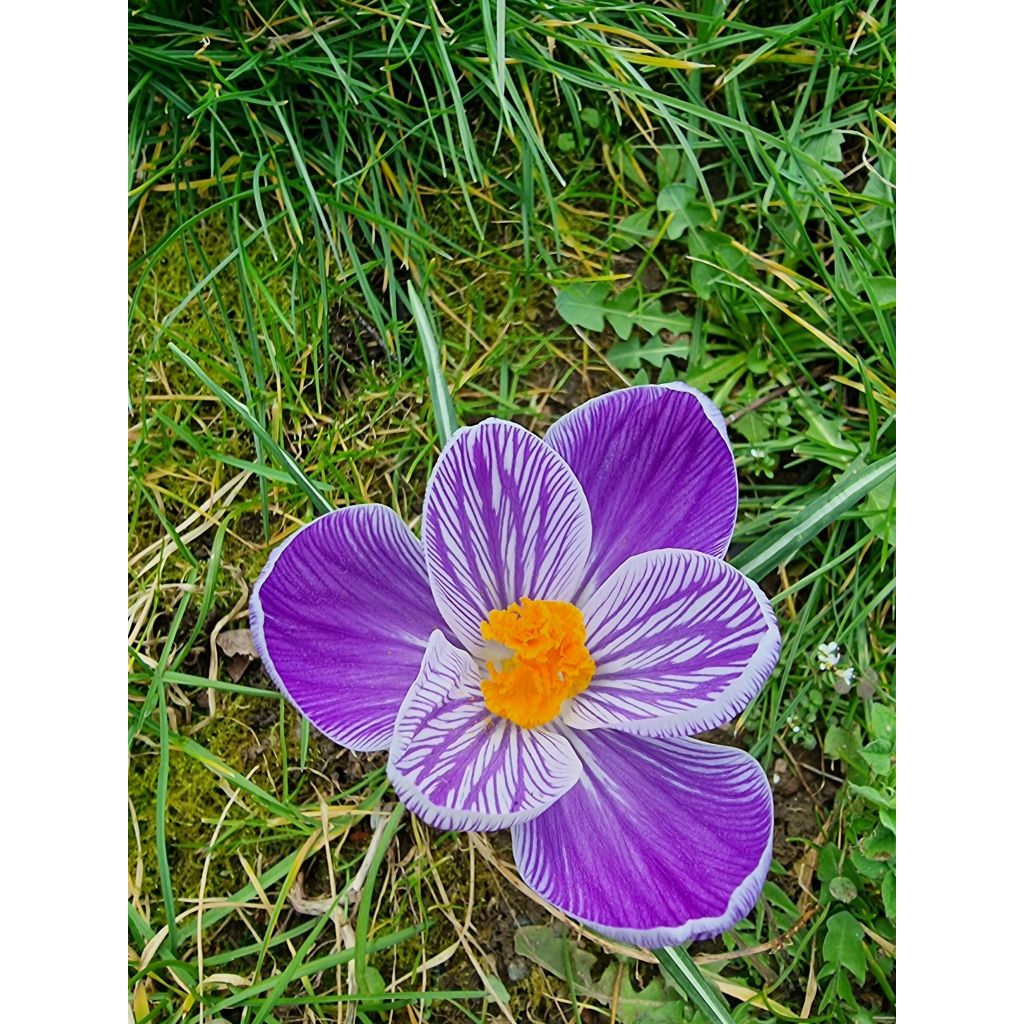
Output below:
[656,182,699,217]
[691,258,715,300]
[608,336,690,370]
[822,911,867,984]
[554,281,611,331]
[656,148,684,189]
[731,410,769,445]
[794,398,859,457]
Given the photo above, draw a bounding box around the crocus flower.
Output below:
[250,383,780,948]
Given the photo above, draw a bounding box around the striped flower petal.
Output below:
[422,419,592,656]
[250,506,451,751]
[388,632,583,831]
[563,549,779,734]
[512,731,774,947]
[544,383,737,601]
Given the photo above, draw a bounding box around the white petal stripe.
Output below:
[388,632,583,831]
[422,419,591,655]
[562,549,780,734]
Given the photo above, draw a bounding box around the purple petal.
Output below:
[422,419,592,655]
[512,731,773,947]
[250,505,451,752]
[563,549,779,734]
[544,384,737,600]
[388,632,582,831]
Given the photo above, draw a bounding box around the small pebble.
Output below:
[507,957,530,982]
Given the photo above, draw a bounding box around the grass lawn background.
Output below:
[128,2,895,1020]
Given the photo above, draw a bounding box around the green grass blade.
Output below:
[734,454,896,582]
[655,946,736,1024]
[166,343,333,516]
[354,807,405,991]
[408,285,458,445]
[155,680,178,953]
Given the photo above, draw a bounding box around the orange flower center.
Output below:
[479,597,595,729]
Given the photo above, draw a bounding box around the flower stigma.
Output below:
[479,597,595,728]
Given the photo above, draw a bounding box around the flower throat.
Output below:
[479,597,595,728]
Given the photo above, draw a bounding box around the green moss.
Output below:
[129,694,290,916]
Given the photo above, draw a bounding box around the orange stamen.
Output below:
[479,597,595,729]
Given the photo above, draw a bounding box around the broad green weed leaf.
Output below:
[823,911,867,984]
[867,702,896,743]
[805,129,844,165]
[515,925,685,1023]
[865,276,897,308]
[816,842,842,895]
[824,724,864,768]
[656,148,684,189]
[849,848,886,881]
[514,924,598,989]
[849,783,895,810]
[862,475,895,546]
[861,827,896,862]
[882,871,896,920]
[597,967,685,1024]
[555,281,611,331]
[829,876,858,904]
[657,183,712,239]
[611,208,655,250]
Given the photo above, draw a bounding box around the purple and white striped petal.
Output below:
[422,419,592,656]
[512,731,774,947]
[388,632,583,831]
[250,505,451,752]
[562,549,779,735]
[544,383,737,601]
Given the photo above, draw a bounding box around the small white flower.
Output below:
[817,641,841,670]
[837,667,855,688]
[750,447,766,459]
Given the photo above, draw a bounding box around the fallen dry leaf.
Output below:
[217,628,258,659]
